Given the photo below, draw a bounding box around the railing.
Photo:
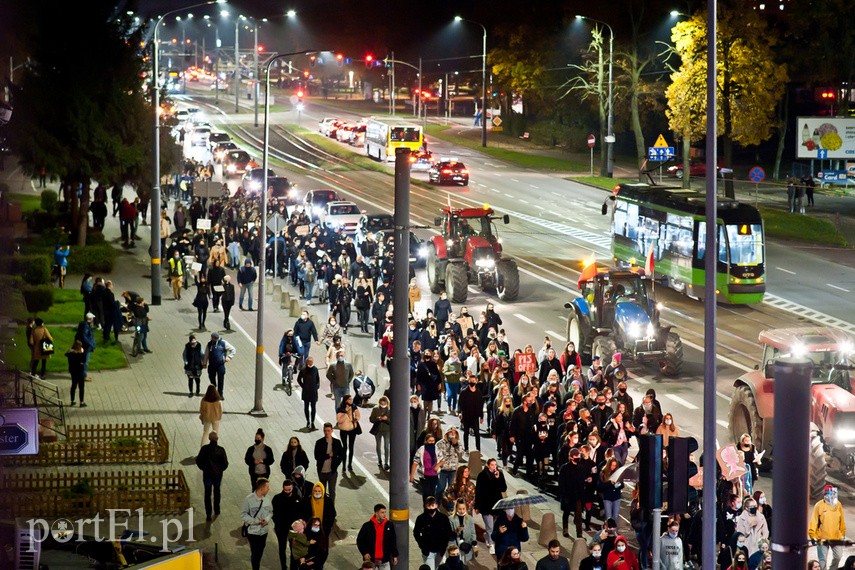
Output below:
[0,368,66,438]
[0,469,190,518]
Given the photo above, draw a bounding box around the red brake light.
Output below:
[442,169,452,174]
[460,169,469,174]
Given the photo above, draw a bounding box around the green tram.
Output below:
[604,183,765,304]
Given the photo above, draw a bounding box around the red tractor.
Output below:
[729,327,855,501]
[426,206,520,303]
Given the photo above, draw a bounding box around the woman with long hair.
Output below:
[65,339,86,407]
[443,465,476,513]
[656,412,680,448]
[29,317,54,378]
[192,273,210,330]
[199,385,223,447]
[497,546,529,570]
[279,436,310,478]
[305,516,329,569]
[335,394,361,474]
[598,458,625,524]
[369,395,392,471]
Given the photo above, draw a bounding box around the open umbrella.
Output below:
[609,461,639,484]
[492,494,548,511]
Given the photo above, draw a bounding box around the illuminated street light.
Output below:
[453,16,488,148]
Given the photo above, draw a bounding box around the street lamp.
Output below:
[454,16,487,147]
[576,14,614,178]
[254,46,318,416]
[151,0,224,305]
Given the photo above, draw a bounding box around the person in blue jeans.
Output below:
[53,244,70,288]
[293,310,318,368]
[237,258,257,311]
[75,313,96,379]
[203,332,236,399]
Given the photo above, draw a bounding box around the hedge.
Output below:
[0,254,52,285]
[40,190,58,212]
[0,276,28,322]
[22,285,55,313]
[27,244,116,275]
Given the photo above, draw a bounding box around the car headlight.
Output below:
[446,239,454,247]
[791,342,807,358]
[312,206,323,216]
[226,164,236,173]
[475,258,495,269]
[288,189,297,199]
[417,246,428,259]
[646,323,655,338]
[249,181,261,190]
[836,427,855,443]
[628,322,641,339]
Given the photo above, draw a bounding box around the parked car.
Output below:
[666,160,722,179]
[321,201,362,235]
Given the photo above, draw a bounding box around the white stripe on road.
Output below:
[776,267,796,275]
[665,393,700,410]
[717,420,729,428]
[505,193,515,198]
[544,330,567,342]
[491,188,500,193]
[514,313,535,324]
[511,178,519,182]
[717,390,732,400]
[827,283,851,293]
[520,199,530,205]
[635,377,650,385]
[530,184,539,189]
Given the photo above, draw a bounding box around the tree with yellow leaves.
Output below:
[665,8,788,197]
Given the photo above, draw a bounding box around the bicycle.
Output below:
[279,353,296,396]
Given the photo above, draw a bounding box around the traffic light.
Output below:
[666,437,697,515]
[257,45,264,53]
[365,54,373,68]
[309,55,316,68]
[638,434,663,511]
[336,53,344,67]
[296,89,304,101]
[303,70,309,78]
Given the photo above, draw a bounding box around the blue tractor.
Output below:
[564,266,683,377]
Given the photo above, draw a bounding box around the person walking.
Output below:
[313,422,345,501]
[238,258,258,311]
[417,349,442,416]
[660,519,684,570]
[598,459,625,524]
[491,508,530,563]
[240,477,273,570]
[411,433,442,505]
[335,394,361,474]
[369,396,392,471]
[414,496,454,569]
[75,313,96,381]
[558,448,589,538]
[357,504,399,570]
[272,479,307,570]
[199,385,223,447]
[280,437,311,479]
[183,334,204,396]
[294,310,318,366]
[435,428,464,501]
[458,374,484,453]
[326,350,355,411]
[29,317,54,378]
[809,485,846,570]
[207,259,226,313]
[535,539,571,570]
[168,250,185,300]
[203,332,235,398]
[193,274,211,330]
[298,356,321,429]
[244,428,275,492]
[195,431,229,522]
[65,339,86,407]
[475,458,508,555]
[221,275,236,330]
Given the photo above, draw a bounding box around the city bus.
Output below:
[364,119,423,161]
[605,183,766,304]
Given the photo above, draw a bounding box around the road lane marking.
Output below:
[520,199,530,204]
[514,313,535,324]
[717,391,732,400]
[776,267,796,275]
[505,193,515,198]
[635,378,650,385]
[530,184,539,189]
[828,283,851,293]
[552,192,562,197]
[545,330,567,342]
[491,188,500,193]
[477,183,486,188]
[665,394,700,410]
[511,178,519,182]
[717,419,729,428]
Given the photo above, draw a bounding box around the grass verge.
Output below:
[576,176,636,190]
[11,193,42,214]
[758,207,847,246]
[425,125,589,171]
[35,288,86,324]
[7,325,128,374]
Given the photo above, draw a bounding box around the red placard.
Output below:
[515,352,537,374]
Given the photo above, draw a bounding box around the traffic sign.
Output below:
[0,409,38,456]
[654,134,670,148]
[587,134,596,148]
[748,166,766,183]
[818,149,828,159]
[491,116,502,127]
[0,423,28,454]
[648,147,675,161]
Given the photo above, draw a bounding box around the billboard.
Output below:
[796,117,855,159]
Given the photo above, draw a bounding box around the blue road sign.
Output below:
[748,166,766,183]
[648,147,675,161]
[818,149,828,159]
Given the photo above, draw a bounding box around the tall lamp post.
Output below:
[576,15,614,178]
[254,38,310,415]
[454,16,487,147]
[151,0,222,305]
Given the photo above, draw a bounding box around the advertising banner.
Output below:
[796,117,855,159]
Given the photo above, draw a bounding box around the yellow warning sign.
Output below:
[653,134,669,148]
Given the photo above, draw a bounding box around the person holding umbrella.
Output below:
[491,505,530,563]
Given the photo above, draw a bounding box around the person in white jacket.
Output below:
[735,497,770,557]
[660,519,684,570]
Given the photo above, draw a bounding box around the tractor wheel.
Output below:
[729,384,766,459]
[592,335,617,366]
[809,426,829,503]
[446,262,468,303]
[496,259,519,301]
[426,247,444,294]
[566,311,591,364]
[659,332,684,377]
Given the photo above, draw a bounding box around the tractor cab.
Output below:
[757,328,854,393]
[580,269,657,332]
[436,207,509,259]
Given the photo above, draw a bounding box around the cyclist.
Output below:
[279,329,298,393]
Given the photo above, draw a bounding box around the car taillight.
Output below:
[409,156,416,163]
[460,169,469,174]
[442,169,452,174]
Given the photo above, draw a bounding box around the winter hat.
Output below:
[612,353,622,363]
[244,258,252,265]
[293,465,306,477]
[211,332,220,340]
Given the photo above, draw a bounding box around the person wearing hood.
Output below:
[491,507,530,562]
[809,485,847,570]
[291,465,314,501]
[308,482,336,536]
[606,536,640,570]
[660,519,684,570]
[414,496,453,568]
[735,497,769,556]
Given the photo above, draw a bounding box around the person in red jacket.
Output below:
[606,536,640,570]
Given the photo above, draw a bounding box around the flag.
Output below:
[578,261,598,290]
[645,245,655,276]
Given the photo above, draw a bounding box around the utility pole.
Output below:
[234,18,239,113]
[253,22,259,127]
[390,51,395,116]
[418,57,423,122]
[390,148,412,567]
[215,27,220,103]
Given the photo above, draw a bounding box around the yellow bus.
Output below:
[365,119,423,161]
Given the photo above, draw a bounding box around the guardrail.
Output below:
[0,367,66,438]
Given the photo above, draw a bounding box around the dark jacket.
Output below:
[271,489,307,530]
[298,365,321,402]
[237,264,258,285]
[458,386,484,428]
[579,554,606,570]
[243,444,274,478]
[414,510,453,555]
[510,405,536,443]
[294,318,318,345]
[313,436,344,473]
[474,467,508,514]
[221,282,235,307]
[357,515,399,563]
[183,341,204,373]
[558,460,589,509]
[279,447,310,478]
[417,360,442,401]
[76,321,96,352]
[195,441,229,477]
[491,513,529,555]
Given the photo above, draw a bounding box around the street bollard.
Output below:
[538,512,558,547]
[280,291,290,309]
[289,299,301,317]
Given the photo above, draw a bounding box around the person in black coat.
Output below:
[244,428,275,492]
[417,351,442,416]
[313,423,345,501]
[207,259,226,312]
[413,497,454,567]
[458,376,484,453]
[182,334,204,396]
[434,291,452,331]
[101,281,121,343]
[221,276,235,330]
[280,436,310,478]
[474,458,508,553]
[579,542,606,570]
[195,431,229,521]
[558,448,590,538]
[357,504,399,567]
[298,356,321,429]
[271,479,308,569]
[509,395,537,476]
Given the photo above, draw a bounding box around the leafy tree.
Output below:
[665,8,788,197]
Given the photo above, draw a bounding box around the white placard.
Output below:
[197,219,211,230]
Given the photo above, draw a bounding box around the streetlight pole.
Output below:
[454,17,488,147]
[253,21,259,127]
[576,15,614,177]
[151,1,220,306]
[234,16,240,114]
[255,47,318,415]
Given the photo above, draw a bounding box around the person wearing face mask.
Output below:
[632,396,663,438]
[244,429,274,492]
[272,480,304,570]
[334,395,361,474]
[738,434,760,490]
[492,508,529,563]
[297,357,321,429]
[458,373,485,453]
[509,395,537,476]
[418,349,442,416]
[447,497,478,564]
[493,396,515,467]
[735,498,769,557]
[809,485,847,570]
[370,396,393,471]
[717,494,744,567]
[409,396,427,457]
[752,491,772,534]
[613,382,633,413]
[304,515,329,569]
[308,482,336,536]
[414,496,454,569]
[326,350,355,411]
[580,543,606,570]
[183,334,204,397]
[606,536,640,570]
[559,448,589,538]
[660,519,684,570]
[435,429,464,500]
[727,551,750,570]
[356,503,399,569]
[747,538,770,570]
[443,350,463,413]
[293,310,318,367]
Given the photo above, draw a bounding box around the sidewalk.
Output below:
[1,166,567,569]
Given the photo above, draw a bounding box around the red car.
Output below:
[666,161,722,179]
